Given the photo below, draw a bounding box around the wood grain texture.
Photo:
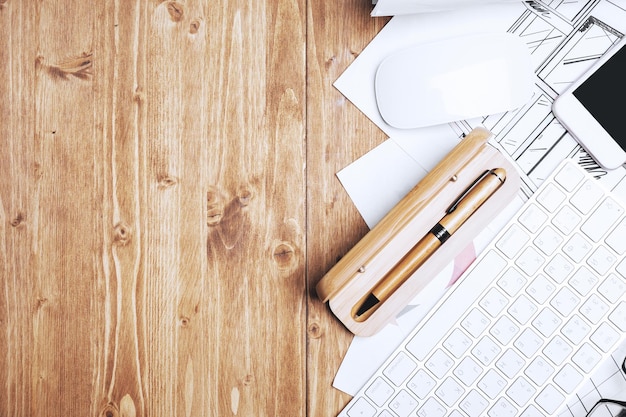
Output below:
[306,1,389,415]
[1,0,386,415]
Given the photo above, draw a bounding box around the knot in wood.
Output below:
[34,162,43,180]
[10,212,24,228]
[133,87,145,103]
[308,322,323,339]
[100,404,119,417]
[206,208,223,226]
[45,53,93,80]
[206,188,224,226]
[242,374,254,386]
[157,174,178,188]
[237,188,254,207]
[113,222,132,246]
[166,1,184,22]
[189,19,201,34]
[179,315,190,328]
[272,242,295,268]
[35,297,48,311]
[325,55,336,70]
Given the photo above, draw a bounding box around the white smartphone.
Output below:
[552,36,626,170]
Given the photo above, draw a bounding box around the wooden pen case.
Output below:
[316,127,520,336]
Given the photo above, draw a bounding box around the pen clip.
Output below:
[446,169,491,214]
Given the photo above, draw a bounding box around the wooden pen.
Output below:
[354,168,506,318]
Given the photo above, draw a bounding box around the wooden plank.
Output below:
[0,1,40,414]
[305,1,389,415]
[2,0,98,414]
[1,0,307,415]
[195,1,306,415]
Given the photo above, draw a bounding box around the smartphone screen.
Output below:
[572,42,626,149]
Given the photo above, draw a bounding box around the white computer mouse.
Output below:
[374,33,534,129]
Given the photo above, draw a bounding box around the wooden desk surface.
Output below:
[1,0,389,415]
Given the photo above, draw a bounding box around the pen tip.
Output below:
[356,293,380,317]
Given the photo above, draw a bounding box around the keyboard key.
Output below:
[383,352,417,386]
[543,335,572,365]
[572,342,601,373]
[532,308,562,337]
[497,268,527,297]
[587,245,617,275]
[506,376,535,407]
[598,273,626,303]
[561,315,590,345]
[496,224,530,259]
[407,369,436,399]
[571,179,604,214]
[496,349,525,378]
[536,183,565,213]
[435,378,464,407]
[508,294,538,325]
[590,322,620,353]
[489,397,518,417]
[551,287,579,317]
[581,197,624,242]
[580,294,609,324]
[459,390,489,417]
[606,217,626,254]
[553,363,583,394]
[416,398,445,417]
[525,357,554,385]
[490,316,519,345]
[443,328,472,358]
[609,301,626,331]
[389,390,418,417]
[618,258,626,279]
[461,308,491,338]
[518,203,547,233]
[480,288,509,317]
[544,253,573,283]
[552,205,580,235]
[472,336,501,366]
[526,274,555,303]
[554,161,584,191]
[346,398,376,417]
[454,356,482,386]
[534,225,563,256]
[535,384,565,414]
[365,378,394,407]
[514,328,543,358]
[563,233,592,263]
[569,266,598,296]
[425,349,453,379]
[521,404,545,417]
[516,246,545,276]
[478,369,507,399]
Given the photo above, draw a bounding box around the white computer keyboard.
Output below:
[339,159,626,417]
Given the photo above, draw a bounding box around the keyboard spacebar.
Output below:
[406,250,507,361]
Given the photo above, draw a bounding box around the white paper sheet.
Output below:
[371,0,520,16]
